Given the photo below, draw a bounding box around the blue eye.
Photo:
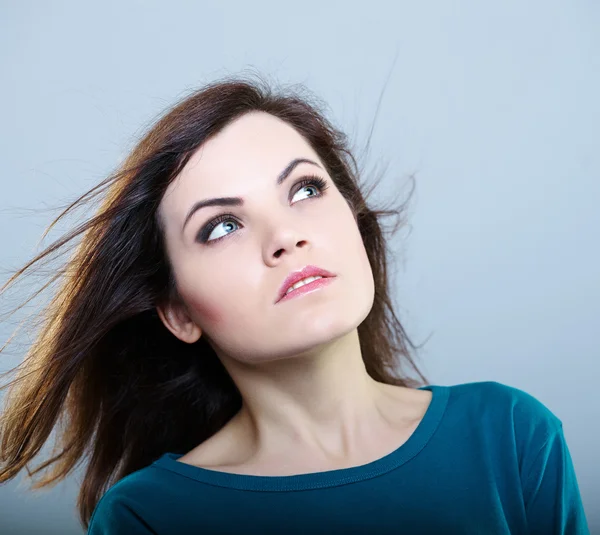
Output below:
[202,216,240,243]
[197,175,329,245]
[291,183,319,203]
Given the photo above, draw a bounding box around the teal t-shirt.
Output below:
[87,381,590,534]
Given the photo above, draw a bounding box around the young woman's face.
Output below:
[158,111,374,363]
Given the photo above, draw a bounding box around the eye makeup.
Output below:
[196,175,330,245]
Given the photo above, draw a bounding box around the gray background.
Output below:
[1,0,598,533]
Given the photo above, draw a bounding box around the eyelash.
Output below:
[197,175,329,245]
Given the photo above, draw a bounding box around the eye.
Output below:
[290,175,329,204]
[291,183,318,203]
[198,214,240,244]
[197,175,329,245]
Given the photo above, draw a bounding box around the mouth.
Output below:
[275,264,336,304]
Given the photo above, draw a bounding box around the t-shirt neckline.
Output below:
[152,384,449,491]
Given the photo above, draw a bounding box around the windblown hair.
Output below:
[0,73,427,530]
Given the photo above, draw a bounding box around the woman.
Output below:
[0,75,589,534]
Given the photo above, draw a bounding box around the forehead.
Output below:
[160,112,321,221]
[181,111,316,186]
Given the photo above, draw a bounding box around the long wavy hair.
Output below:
[0,73,427,530]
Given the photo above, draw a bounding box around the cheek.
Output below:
[188,295,224,327]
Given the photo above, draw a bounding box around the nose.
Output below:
[263,222,310,266]
[272,237,309,260]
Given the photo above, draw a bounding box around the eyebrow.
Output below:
[180,157,323,235]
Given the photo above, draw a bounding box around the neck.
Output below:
[221,329,407,462]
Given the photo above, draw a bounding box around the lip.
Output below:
[275,264,336,304]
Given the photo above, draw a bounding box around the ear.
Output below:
[156,300,202,344]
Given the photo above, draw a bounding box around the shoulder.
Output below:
[89,470,148,516]
[88,465,167,533]
[444,380,563,448]
[446,380,560,420]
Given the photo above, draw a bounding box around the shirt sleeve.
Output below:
[522,421,590,534]
[87,491,157,535]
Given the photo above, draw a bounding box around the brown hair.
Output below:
[0,73,427,530]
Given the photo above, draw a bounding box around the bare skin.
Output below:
[156,111,432,478]
[178,383,432,477]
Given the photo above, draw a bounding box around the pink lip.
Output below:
[275,264,336,304]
